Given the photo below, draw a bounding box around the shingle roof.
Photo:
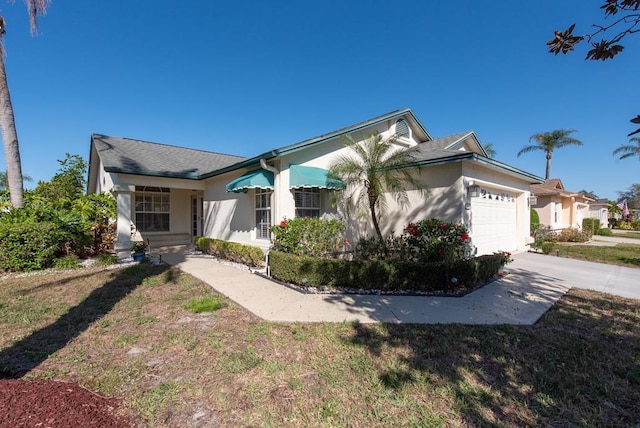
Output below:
[531,179,594,201]
[92,134,245,179]
[412,132,477,162]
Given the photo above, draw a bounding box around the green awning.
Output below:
[289,165,343,190]
[225,169,274,193]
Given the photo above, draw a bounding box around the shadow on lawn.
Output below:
[342,289,640,426]
[0,264,172,379]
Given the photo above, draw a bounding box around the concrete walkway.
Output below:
[160,250,638,325]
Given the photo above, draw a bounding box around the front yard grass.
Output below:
[557,243,640,268]
[1,264,639,427]
[612,231,640,240]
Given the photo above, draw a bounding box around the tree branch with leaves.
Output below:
[547,0,640,137]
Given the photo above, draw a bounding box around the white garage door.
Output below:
[470,187,517,256]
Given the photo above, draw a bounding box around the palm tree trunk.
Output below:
[0,49,24,208]
[545,152,552,180]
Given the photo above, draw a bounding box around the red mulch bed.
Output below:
[0,379,132,427]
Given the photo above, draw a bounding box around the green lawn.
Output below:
[612,231,640,240]
[557,243,640,268]
[2,264,639,427]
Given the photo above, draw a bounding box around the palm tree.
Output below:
[329,133,427,239]
[0,1,49,208]
[613,137,640,161]
[0,170,32,189]
[517,129,582,179]
[482,143,497,158]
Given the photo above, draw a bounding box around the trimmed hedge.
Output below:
[582,218,600,236]
[194,237,265,267]
[268,251,502,293]
[0,221,62,271]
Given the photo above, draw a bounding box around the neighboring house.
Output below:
[586,198,610,229]
[530,179,594,231]
[88,109,543,259]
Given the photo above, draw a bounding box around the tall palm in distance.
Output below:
[613,137,640,161]
[0,0,49,208]
[517,129,582,179]
[329,133,427,239]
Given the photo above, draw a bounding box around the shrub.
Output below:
[195,237,265,267]
[531,224,558,249]
[540,241,556,255]
[618,220,640,231]
[581,218,600,237]
[94,253,118,266]
[404,219,472,263]
[270,217,347,258]
[609,218,618,229]
[268,250,502,292]
[596,228,613,236]
[530,209,540,234]
[558,227,590,243]
[0,221,62,271]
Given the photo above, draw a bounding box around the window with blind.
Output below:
[255,188,272,239]
[294,188,321,218]
[134,186,170,232]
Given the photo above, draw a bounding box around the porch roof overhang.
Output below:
[289,165,344,190]
[225,169,274,193]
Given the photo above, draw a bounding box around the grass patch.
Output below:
[183,295,227,313]
[612,231,640,239]
[557,243,640,267]
[1,265,639,426]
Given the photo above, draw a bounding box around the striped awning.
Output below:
[289,165,343,190]
[225,169,274,193]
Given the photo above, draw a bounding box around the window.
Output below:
[395,119,410,139]
[294,188,321,218]
[255,189,272,239]
[135,186,170,232]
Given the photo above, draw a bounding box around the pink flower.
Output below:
[460,233,469,241]
[439,224,447,230]
[280,220,287,227]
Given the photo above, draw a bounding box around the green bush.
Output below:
[540,241,556,255]
[609,218,618,229]
[270,217,347,258]
[268,250,502,293]
[195,237,265,267]
[531,209,540,234]
[581,218,600,237]
[0,221,62,271]
[596,228,613,236]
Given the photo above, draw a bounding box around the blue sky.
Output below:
[1,0,638,200]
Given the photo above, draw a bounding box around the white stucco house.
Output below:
[87,109,543,259]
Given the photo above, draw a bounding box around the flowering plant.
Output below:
[494,251,513,265]
[403,219,472,263]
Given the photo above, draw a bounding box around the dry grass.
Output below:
[1,263,639,427]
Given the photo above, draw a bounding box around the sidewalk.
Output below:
[161,251,574,325]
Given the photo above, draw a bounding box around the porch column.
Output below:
[113,184,135,260]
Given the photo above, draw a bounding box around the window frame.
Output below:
[294,188,321,219]
[255,188,272,240]
[134,186,171,232]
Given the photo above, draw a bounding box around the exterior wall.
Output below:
[202,169,268,248]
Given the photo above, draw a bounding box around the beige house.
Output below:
[587,198,610,229]
[530,179,594,231]
[88,109,543,259]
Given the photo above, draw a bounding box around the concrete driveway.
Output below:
[510,251,640,300]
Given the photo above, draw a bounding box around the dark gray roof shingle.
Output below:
[92,134,245,179]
